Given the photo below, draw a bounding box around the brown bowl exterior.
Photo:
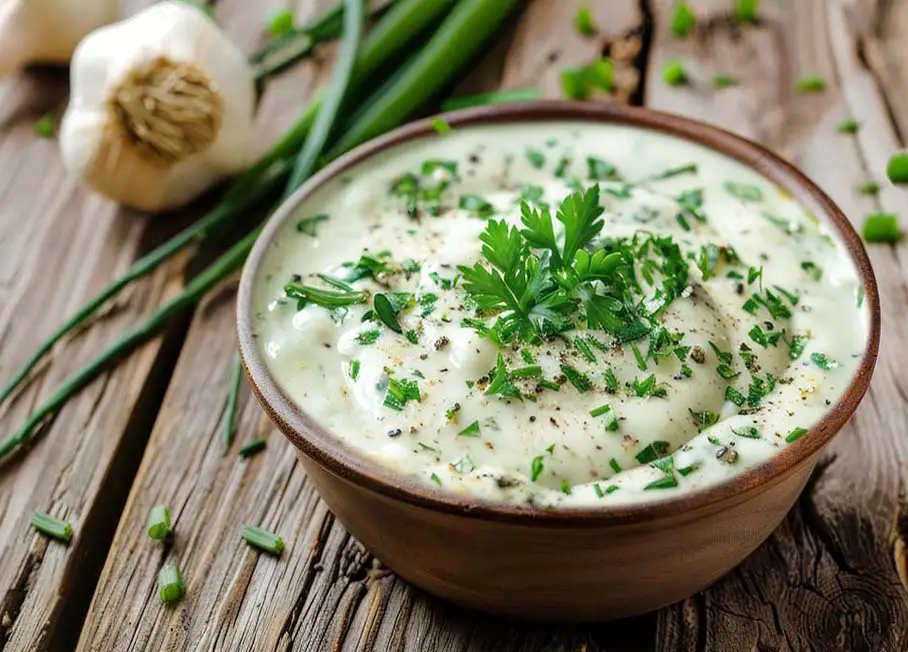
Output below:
[237,102,880,621]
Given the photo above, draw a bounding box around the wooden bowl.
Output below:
[237,102,880,621]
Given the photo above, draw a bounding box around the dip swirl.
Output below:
[252,122,869,507]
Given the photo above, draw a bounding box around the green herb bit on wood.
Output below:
[561,58,613,100]
[857,180,880,196]
[431,117,453,135]
[239,439,267,459]
[863,213,900,243]
[158,564,186,604]
[267,8,294,36]
[712,74,738,89]
[574,5,596,36]
[836,119,860,134]
[31,512,73,543]
[662,59,687,86]
[242,524,284,556]
[795,75,826,92]
[887,152,908,184]
[147,505,172,541]
[671,2,696,37]
[735,0,759,22]
[33,113,55,138]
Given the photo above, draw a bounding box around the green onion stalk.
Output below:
[0,0,522,462]
[0,0,457,412]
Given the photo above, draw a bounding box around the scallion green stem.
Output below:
[158,564,186,603]
[223,354,243,452]
[31,512,73,542]
[146,505,172,541]
[238,439,267,459]
[241,524,284,555]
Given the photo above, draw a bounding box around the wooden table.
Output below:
[1,0,906,650]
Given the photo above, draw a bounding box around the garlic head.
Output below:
[0,0,118,78]
[60,1,256,212]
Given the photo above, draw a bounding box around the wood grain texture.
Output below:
[647,1,908,650]
[77,1,656,650]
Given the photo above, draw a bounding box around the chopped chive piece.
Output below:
[458,420,481,437]
[146,505,171,541]
[561,66,590,100]
[267,8,294,36]
[631,342,647,370]
[645,475,679,490]
[810,352,838,370]
[786,427,808,443]
[712,74,738,88]
[561,480,573,495]
[520,349,535,364]
[33,113,55,138]
[531,455,544,481]
[735,0,759,22]
[442,88,542,112]
[863,213,900,243]
[671,2,696,37]
[285,284,366,309]
[574,5,596,36]
[158,564,186,604]
[857,180,880,196]
[609,457,622,473]
[603,368,619,393]
[690,409,719,432]
[373,294,403,333]
[590,404,612,418]
[356,329,381,345]
[662,59,687,86]
[796,75,826,92]
[430,473,442,486]
[239,439,267,458]
[678,464,699,477]
[836,119,860,134]
[31,512,72,543]
[509,365,542,378]
[717,365,739,380]
[800,261,822,281]
[606,484,620,494]
[587,156,618,180]
[526,147,546,169]
[241,525,284,556]
[296,214,328,236]
[635,440,670,464]
[538,379,561,392]
[788,334,808,360]
[431,117,453,135]
[732,426,762,439]
[887,152,908,184]
[724,181,763,201]
[561,364,592,392]
[383,377,421,411]
[593,483,605,498]
[561,59,614,99]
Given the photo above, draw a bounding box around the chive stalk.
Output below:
[158,564,186,603]
[241,525,285,555]
[146,505,172,541]
[239,439,268,459]
[31,512,73,542]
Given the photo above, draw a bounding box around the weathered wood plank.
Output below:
[0,1,200,649]
[77,2,657,650]
[646,1,908,650]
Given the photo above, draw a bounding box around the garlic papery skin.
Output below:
[0,0,118,79]
[60,1,256,212]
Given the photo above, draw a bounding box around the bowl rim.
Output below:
[237,100,881,527]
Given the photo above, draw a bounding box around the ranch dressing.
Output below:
[251,122,869,508]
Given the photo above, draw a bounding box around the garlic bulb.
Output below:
[60,1,256,212]
[0,0,118,78]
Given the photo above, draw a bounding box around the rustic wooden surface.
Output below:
[0,0,906,650]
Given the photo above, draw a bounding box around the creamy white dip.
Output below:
[251,121,869,508]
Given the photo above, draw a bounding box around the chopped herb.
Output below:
[735,0,759,22]
[609,457,622,473]
[785,427,808,443]
[690,409,719,431]
[645,475,679,490]
[631,374,667,398]
[606,484,620,494]
[431,117,453,135]
[158,565,185,604]
[796,75,826,92]
[857,180,880,196]
[430,473,442,486]
[452,457,475,474]
[662,59,687,86]
[604,368,619,393]
[486,354,522,399]
[749,324,769,347]
[709,341,733,365]
[856,285,865,308]
[531,455,545,481]
[526,148,546,169]
[285,284,366,310]
[521,349,535,364]
[405,330,419,344]
[241,525,284,556]
[732,426,762,439]
[356,329,381,345]
[678,464,699,477]
[594,483,605,498]
[146,505,171,541]
[724,181,762,201]
[561,364,593,392]
[746,373,776,407]
[538,379,561,392]
[836,119,861,134]
[717,365,739,380]
[33,113,55,138]
[546,443,556,454]
[239,439,267,458]
[649,162,698,181]
[31,512,72,543]
[773,285,799,305]
[574,4,596,35]
[788,334,808,360]
[863,213,900,243]
[445,403,461,422]
[590,404,612,418]
[712,74,738,88]
[800,261,822,281]
[810,352,838,370]
[635,441,670,464]
[561,480,573,495]
[561,59,614,99]
[587,156,618,180]
[418,442,438,452]
[631,343,647,370]
[417,292,439,317]
[887,152,908,184]
[383,377,421,411]
[296,214,329,236]
[510,365,542,378]
[373,294,403,333]
[459,194,496,218]
[554,156,571,178]
[267,8,294,36]
[458,420,481,437]
[671,2,696,37]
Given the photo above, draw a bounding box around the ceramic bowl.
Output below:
[237,102,880,621]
